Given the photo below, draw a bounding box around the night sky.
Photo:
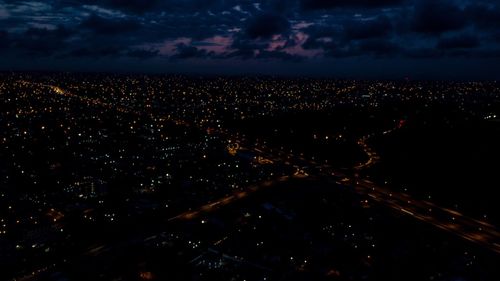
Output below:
[1,0,499,79]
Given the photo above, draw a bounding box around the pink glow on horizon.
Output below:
[283,32,323,57]
[142,31,323,59]
[292,21,314,30]
[267,34,287,51]
[158,37,191,55]
[197,36,232,54]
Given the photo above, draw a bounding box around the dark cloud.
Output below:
[0,30,10,49]
[301,24,341,49]
[403,47,441,59]
[228,37,267,59]
[99,0,160,13]
[81,0,228,14]
[300,0,404,10]
[71,0,162,14]
[227,33,305,61]
[255,50,304,62]
[343,16,392,40]
[80,14,142,35]
[68,46,122,58]
[12,26,72,56]
[302,36,336,50]
[172,43,210,59]
[357,39,401,56]
[126,48,160,59]
[69,48,97,57]
[319,38,401,58]
[267,0,294,13]
[67,46,158,59]
[465,4,500,30]
[302,16,397,57]
[474,49,500,58]
[437,34,480,49]
[413,0,467,34]
[245,13,290,39]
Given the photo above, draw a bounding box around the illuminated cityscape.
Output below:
[0,73,499,280]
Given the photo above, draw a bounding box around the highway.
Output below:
[354,123,399,170]
[353,121,500,254]
[237,139,500,255]
[354,178,500,254]
[167,175,295,222]
[354,135,380,170]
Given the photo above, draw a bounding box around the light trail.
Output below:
[167,175,292,222]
